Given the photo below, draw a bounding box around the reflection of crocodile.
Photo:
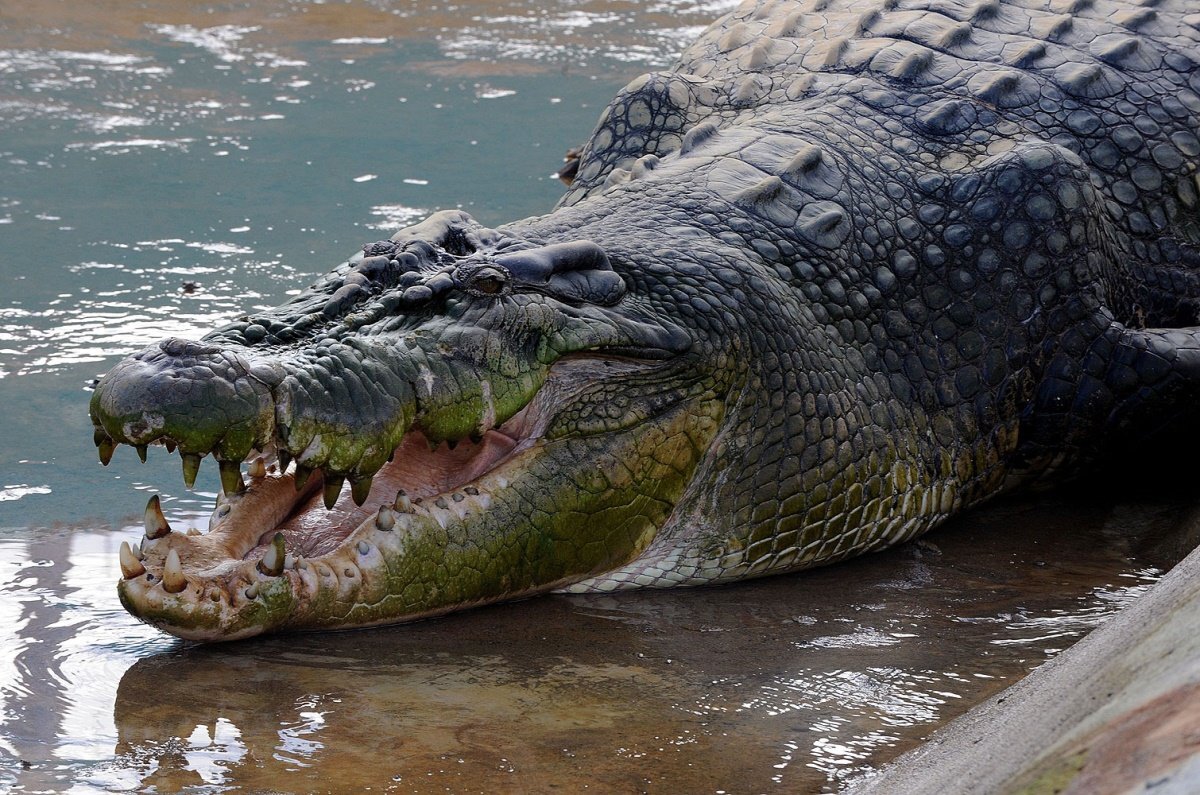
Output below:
[91,0,1200,640]
[109,594,776,790]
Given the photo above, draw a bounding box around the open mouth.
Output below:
[100,326,711,642]
[134,385,546,572]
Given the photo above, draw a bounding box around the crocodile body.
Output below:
[90,0,1200,639]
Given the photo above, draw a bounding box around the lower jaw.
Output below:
[118,440,542,641]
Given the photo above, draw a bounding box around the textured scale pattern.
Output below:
[91,0,1200,636]
[543,0,1200,591]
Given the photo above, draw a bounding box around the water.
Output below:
[2,497,1193,793]
[2,0,709,528]
[0,2,1194,792]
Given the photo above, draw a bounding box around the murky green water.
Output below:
[2,0,710,528]
[0,2,1195,793]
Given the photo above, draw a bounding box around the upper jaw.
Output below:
[89,293,690,506]
[88,210,692,494]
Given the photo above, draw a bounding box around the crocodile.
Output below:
[90,0,1200,640]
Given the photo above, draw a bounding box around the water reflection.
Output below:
[0,494,1186,792]
[0,530,170,792]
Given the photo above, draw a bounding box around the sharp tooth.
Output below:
[98,439,115,466]
[182,453,202,489]
[350,476,373,507]
[376,505,395,530]
[248,458,266,479]
[257,532,286,576]
[143,495,172,539]
[187,527,201,536]
[162,548,187,593]
[119,541,146,579]
[94,428,109,446]
[132,540,143,560]
[135,444,148,463]
[219,460,245,495]
[323,475,345,509]
[393,490,413,513]
[295,465,313,491]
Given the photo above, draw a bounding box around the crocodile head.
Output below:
[91,211,722,640]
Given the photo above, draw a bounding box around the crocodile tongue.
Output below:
[248,426,520,559]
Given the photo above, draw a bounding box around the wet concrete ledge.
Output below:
[850,509,1200,795]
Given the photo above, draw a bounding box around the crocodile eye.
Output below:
[468,266,509,295]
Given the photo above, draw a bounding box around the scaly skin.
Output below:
[91,0,1200,640]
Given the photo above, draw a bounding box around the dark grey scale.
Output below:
[866,42,935,84]
[1031,13,1076,43]
[967,67,1041,108]
[904,14,977,54]
[559,71,721,207]
[322,285,368,319]
[1055,61,1128,99]
[739,37,799,72]
[397,270,424,288]
[398,284,434,306]
[424,272,455,297]
[361,239,399,258]
[1092,33,1161,71]
[629,154,661,180]
[779,139,846,197]
[717,21,756,53]
[804,36,850,71]
[1005,39,1049,68]
[399,239,440,266]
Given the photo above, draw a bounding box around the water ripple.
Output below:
[0,3,1194,793]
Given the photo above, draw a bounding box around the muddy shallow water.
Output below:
[1,1,1197,793]
[2,493,1194,793]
